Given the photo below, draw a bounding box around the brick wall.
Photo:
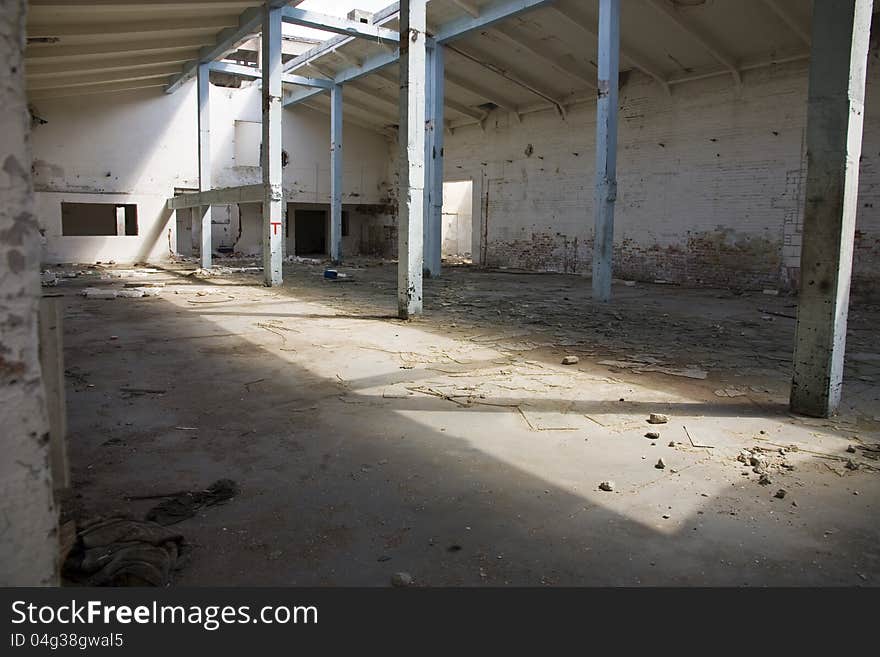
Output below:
[442,53,880,295]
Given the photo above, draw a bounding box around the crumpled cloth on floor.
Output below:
[63,517,186,586]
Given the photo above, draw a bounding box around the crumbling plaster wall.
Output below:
[0,0,57,586]
[30,81,395,264]
[443,56,880,294]
[31,85,198,264]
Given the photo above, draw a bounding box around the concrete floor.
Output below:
[55,258,880,585]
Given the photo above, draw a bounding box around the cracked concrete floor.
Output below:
[55,259,880,585]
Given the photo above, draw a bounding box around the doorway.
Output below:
[294,209,327,255]
[441,181,473,259]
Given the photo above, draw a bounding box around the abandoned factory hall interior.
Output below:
[4,0,880,589]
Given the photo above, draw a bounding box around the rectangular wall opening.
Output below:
[61,202,138,237]
[234,120,261,167]
[441,181,473,260]
[294,209,327,255]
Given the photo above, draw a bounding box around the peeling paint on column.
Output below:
[0,0,57,586]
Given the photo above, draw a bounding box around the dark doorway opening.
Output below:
[294,209,327,255]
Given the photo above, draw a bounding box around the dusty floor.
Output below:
[52,257,880,586]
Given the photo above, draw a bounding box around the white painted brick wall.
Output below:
[443,55,880,295]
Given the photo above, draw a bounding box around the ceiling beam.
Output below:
[283,2,401,73]
[25,36,213,62]
[644,0,741,87]
[284,0,562,111]
[28,15,236,39]
[300,97,394,134]
[209,60,334,88]
[549,4,670,94]
[330,90,399,125]
[27,79,167,101]
[165,0,304,94]
[28,52,194,78]
[434,0,557,43]
[284,47,400,106]
[282,7,399,45]
[29,1,254,7]
[372,68,488,122]
[29,66,181,91]
[489,23,596,88]
[450,0,481,18]
[445,43,567,116]
[759,0,811,46]
[443,68,522,118]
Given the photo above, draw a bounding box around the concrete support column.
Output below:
[330,84,344,264]
[592,0,620,303]
[197,62,212,270]
[261,3,284,286]
[398,0,427,317]
[0,0,57,585]
[790,0,874,417]
[424,44,445,278]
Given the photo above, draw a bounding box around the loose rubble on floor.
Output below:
[53,256,880,585]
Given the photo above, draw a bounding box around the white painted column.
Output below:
[115,205,126,236]
[791,0,873,418]
[261,3,284,286]
[592,0,619,303]
[330,84,344,263]
[425,44,445,278]
[423,43,435,277]
[398,0,427,318]
[197,62,212,270]
[0,0,57,585]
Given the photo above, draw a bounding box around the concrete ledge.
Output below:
[167,184,264,210]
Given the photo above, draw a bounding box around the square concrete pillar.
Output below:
[791,0,874,417]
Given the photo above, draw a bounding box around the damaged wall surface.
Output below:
[30,80,395,264]
[0,0,56,586]
[444,58,880,294]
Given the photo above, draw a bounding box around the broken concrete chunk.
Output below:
[759,474,772,486]
[124,281,165,288]
[655,458,666,470]
[774,489,787,499]
[598,481,615,492]
[714,387,747,398]
[846,445,857,454]
[845,459,860,471]
[749,455,767,468]
[645,431,660,439]
[391,572,413,587]
[561,355,579,365]
[648,413,668,425]
[116,289,145,299]
[82,288,118,300]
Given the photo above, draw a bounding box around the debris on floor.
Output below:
[142,479,240,526]
[391,572,414,587]
[62,517,186,586]
[598,358,708,379]
[82,286,161,299]
[82,288,119,299]
[55,260,880,586]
